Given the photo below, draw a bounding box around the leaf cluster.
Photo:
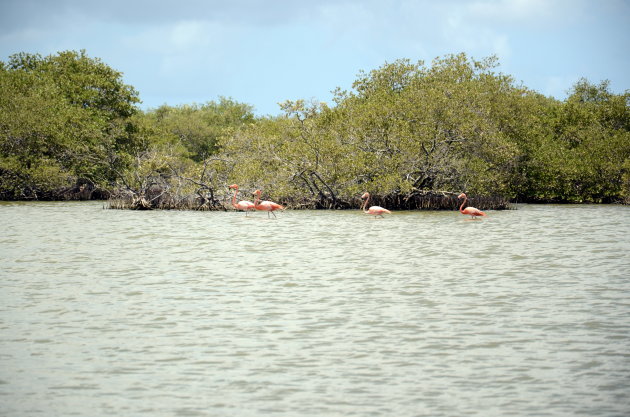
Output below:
[2,50,628,206]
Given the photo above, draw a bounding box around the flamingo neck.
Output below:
[362,196,370,213]
[253,194,260,208]
[459,196,467,213]
[231,189,238,207]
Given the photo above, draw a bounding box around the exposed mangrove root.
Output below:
[0,173,110,201]
[353,190,512,211]
[259,190,512,211]
[107,193,230,210]
[107,190,511,211]
[107,184,229,211]
[107,194,230,210]
[107,186,512,211]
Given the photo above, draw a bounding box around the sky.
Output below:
[1,0,628,116]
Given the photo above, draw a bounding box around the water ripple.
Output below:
[0,202,629,416]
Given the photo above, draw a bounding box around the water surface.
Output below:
[1,202,629,416]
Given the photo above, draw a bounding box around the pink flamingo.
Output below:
[228,184,255,215]
[252,190,284,218]
[360,192,391,217]
[457,192,487,219]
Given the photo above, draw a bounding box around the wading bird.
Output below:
[252,190,284,218]
[228,184,255,215]
[457,193,486,219]
[360,192,391,217]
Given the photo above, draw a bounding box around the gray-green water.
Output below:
[1,202,629,416]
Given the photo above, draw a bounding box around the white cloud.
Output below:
[119,20,229,80]
[0,27,46,44]
[440,12,512,61]
[468,0,552,21]
[543,74,580,98]
[465,0,591,26]
[123,21,217,53]
[169,21,211,49]
[491,34,511,60]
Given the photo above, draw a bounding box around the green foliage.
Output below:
[332,54,523,196]
[521,79,630,202]
[0,50,142,199]
[621,157,630,204]
[7,50,139,119]
[143,98,255,162]
[213,54,629,207]
[2,49,628,206]
[220,54,524,206]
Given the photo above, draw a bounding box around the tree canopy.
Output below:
[0,50,140,199]
[1,50,628,207]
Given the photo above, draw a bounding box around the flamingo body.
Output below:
[360,192,391,217]
[253,190,284,218]
[461,207,485,217]
[457,193,486,219]
[366,206,392,216]
[235,200,255,211]
[229,184,255,215]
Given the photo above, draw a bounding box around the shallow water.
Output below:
[1,202,629,416]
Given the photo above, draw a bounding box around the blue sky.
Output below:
[1,0,628,116]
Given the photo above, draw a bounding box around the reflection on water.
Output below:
[1,202,629,416]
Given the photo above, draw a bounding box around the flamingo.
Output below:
[252,190,284,218]
[360,192,391,217]
[228,184,255,215]
[457,192,487,219]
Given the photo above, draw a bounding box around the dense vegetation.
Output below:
[1,50,628,209]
